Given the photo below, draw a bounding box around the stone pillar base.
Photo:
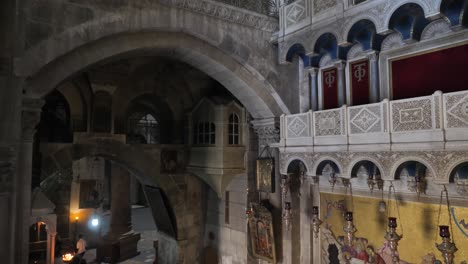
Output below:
[97,232,140,263]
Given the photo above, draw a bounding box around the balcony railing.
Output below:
[279,90,468,147]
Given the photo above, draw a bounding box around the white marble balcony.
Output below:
[279,90,468,151]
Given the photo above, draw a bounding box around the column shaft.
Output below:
[109,163,131,237]
[336,61,347,106]
[310,68,319,111]
[368,52,380,103]
[16,98,44,264]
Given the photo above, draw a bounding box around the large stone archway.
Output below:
[15,4,290,118]
[40,136,208,263]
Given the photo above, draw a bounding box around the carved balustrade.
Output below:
[279,90,468,148]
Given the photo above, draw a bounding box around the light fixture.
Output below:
[283,202,292,231]
[91,217,99,227]
[343,211,357,246]
[385,217,402,264]
[311,206,322,239]
[379,187,387,213]
[329,172,337,190]
[367,169,383,193]
[280,174,291,200]
[341,178,351,188]
[435,186,458,264]
[384,182,403,264]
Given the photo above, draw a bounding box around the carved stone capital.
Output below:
[22,98,44,142]
[0,146,16,193]
[308,67,319,78]
[366,50,379,62]
[335,60,346,71]
[251,118,280,146]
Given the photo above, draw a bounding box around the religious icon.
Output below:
[248,204,276,263]
[256,158,274,193]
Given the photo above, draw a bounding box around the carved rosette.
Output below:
[0,146,16,193]
[21,98,44,142]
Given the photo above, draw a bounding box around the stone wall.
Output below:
[204,175,248,264]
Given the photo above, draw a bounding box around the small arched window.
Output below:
[193,121,216,145]
[228,113,240,145]
[128,113,159,144]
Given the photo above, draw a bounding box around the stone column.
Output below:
[367,51,380,103]
[16,98,44,264]
[309,68,319,111]
[335,61,347,106]
[299,181,312,263]
[46,232,56,264]
[109,163,132,237]
[299,67,312,113]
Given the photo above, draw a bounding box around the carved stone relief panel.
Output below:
[314,109,343,136]
[444,92,468,129]
[313,0,336,15]
[285,0,307,28]
[349,105,382,134]
[391,97,433,132]
[286,114,310,138]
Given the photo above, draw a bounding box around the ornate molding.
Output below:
[421,19,452,41]
[0,146,16,193]
[254,125,280,146]
[159,0,279,32]
[279,150,468,184]
[381,32,404,51]
[22,98,44,142]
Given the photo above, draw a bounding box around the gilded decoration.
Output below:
[248,204,276,263]
[257,158,274,193]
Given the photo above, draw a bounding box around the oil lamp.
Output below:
[311,206,322,239]
[435,186,458,264]
[281,174,291,200]
[283,202,292,231]
[384,217,402,264]
[329,172,337,190]
[436,225,457,264]
[343,211,357,246]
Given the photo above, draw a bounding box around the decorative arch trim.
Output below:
[389,157,437,181]
[345,157,387,180]
[311,156,344,177]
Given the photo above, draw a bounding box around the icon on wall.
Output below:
[256,158,274,193]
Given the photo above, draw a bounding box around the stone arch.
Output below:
[382,1,436,35]
[40,137,183,238]
[389,157,437,181]
[444,158,468,183]
[286,43,309,66]
[17,10,289,118]
[311,156,344,177]
[345,157,387,180]
[343,17,381,49]
[313,32,339,60]
[282,156,311,175]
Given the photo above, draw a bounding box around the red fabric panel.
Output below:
[391,44,468,100]
[350,59,370,105]
[322,67,338,109]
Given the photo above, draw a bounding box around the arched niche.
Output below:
[388,3,429,41]
[394,161,429,194]
[440,0,467,26]
[448,161,468,196]
[350,160,382,188]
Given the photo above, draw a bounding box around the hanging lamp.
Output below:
[311,206,322,239]
[435,186,457,264]
[342,182,356,246]
[384,182,403,264]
